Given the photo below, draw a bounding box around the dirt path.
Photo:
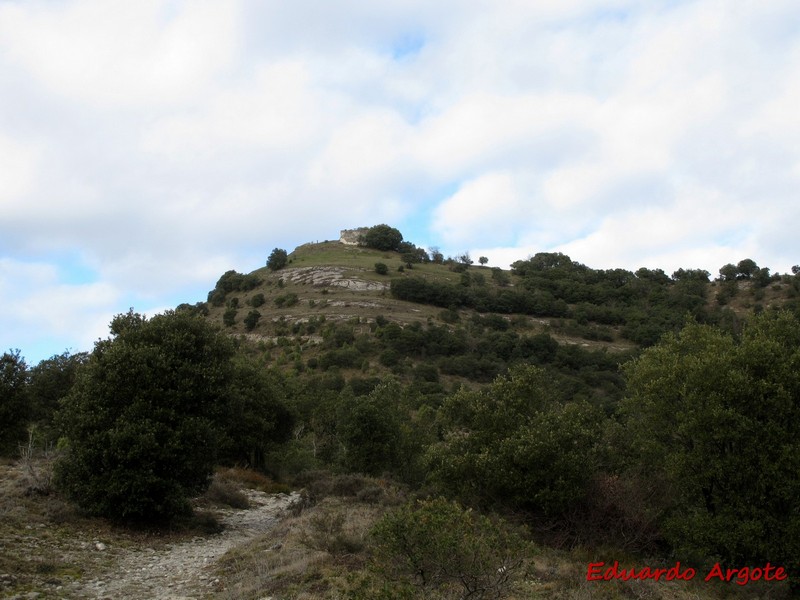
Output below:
[66,490,300,600]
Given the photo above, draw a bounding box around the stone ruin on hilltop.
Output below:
[339,227,369,245]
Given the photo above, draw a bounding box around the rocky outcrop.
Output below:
[283,266,388,291]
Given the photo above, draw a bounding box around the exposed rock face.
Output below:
[339,228,369,245]
[283,266,388,291]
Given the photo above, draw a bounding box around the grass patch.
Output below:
[213,497,382,600]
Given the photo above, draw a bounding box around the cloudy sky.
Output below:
[1,0,799,363]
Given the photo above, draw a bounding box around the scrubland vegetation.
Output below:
[1,225,799,598]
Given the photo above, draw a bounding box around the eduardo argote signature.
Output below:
[586,561,788,586]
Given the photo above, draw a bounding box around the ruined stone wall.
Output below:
[339,227,369,245]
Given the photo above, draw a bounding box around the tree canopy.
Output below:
[621,311,800,570]
[361,224,403,251]
[267,247,289,271]
[55,310,237,523]
[0,349,29,454]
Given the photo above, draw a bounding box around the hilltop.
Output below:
[189,230,798,394]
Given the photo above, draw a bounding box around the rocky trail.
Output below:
[0,484,301,600]
[68,490,300,600]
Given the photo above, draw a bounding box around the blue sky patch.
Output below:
[390,32,425,61]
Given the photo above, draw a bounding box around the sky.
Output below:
[1,0,799,364]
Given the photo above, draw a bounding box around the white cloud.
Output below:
[1,0,799,360]
[432,172,527,248]
[0,134,40,203]
[141,60,321,160]
[0,0,239,108]
[0,258,121,356]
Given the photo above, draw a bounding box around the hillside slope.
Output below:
[190,239,798,394]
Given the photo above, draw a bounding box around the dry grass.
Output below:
[0,460,112,597]
[1,458,789,599]
[206,482,792,600]
[213,497,385,599]
[214,466,292,494]
[519,551,794,600]
[0,459,251,597]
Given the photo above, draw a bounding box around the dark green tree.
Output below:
[621,311,800,570]
[223,307,237,327]
[54,310,236,523]
[267,248,289,271]
[374,262,389,275]
[457,252,473,267]
[249,293,265,307]
[361,224,403,251]
[718,263,738,281]
[478,256,488,266]
[736,258,758,279]
[428,365,604,517]
[243,310,261,331]
[0,349,29,455]
[337,381,405,476]
[27,351,88,444]
[217,358,293,470]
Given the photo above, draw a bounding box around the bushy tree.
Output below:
[223,307,237,327]
[718,263,738,281]
[0,350,29,455]
[337,381,407,476]
[54,310,237,523]
[243,310,261,331]
[736,258,758,279]
[361,224,403,251]
[27,351,88,444]
[217,358,293,470]
[208,270,260,306]
[267,248,289,271]
[428,365,604,517]
[249,293,265,307]
[621,311,800,570]
[374,262,389,275]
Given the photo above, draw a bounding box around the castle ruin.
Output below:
[339,227,369,246]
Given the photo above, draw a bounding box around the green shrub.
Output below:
[243,310,261,331]
[223,307,237,327]
[299,506,365,555]
[274,293,298,308]
[370,497,528,599]
[374,262,389,275]
[249,293,265,307]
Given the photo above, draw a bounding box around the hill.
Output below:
[190,236,798,398]
[3,229,798,599]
